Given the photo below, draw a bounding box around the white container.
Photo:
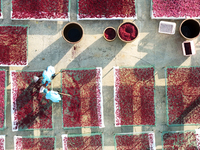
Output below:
[182,41,196,56]
[158,21,176,34]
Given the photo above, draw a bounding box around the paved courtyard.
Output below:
[1,0,200,149]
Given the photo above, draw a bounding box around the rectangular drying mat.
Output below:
[114,132,156,150]
[162,130,200,149]
[62,133,103,150]
[0,135,5,150]
[114,66,156,127]
[151,0,200,19]
[11,0,70,21]
[0,70,7,130]
[11,70,53,131]
[0,0,2,19]
[77,0,137,20]
[0,25,28,66]
[165,66,200,126]
[14,136,56,150]
[61,67,104,129]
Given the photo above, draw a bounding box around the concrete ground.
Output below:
[1,0,200,149]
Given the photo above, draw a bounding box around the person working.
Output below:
[40,86,61,103]
[34,65,56,86]
[41,66,55,86]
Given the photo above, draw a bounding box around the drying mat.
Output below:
[162,130,200,149]
[114,132,155,150]
[166,66,200,126]
[77,0,136,20]
[0,25,28,66]
[0,70,6,130]
[0,135,5,150]
[14,136,56,150]
[114,66,155,127]
[11,0,70,21]
[0,0,2,19]
[62,133,103,150]
[61,67,104,129]
[11,70,53,131]
[151,0,200,19]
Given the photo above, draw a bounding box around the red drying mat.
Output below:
[11,71,53,131]
[166,67,200,125]
[152,0,200,18]
[0,0,2,18]
[162,131,199,149]
[78,0,136,19]
[0,70,6,129]
[11,0,69,20]
[14,136,55,150]
[0,136,5,150]
[61,68,104,128]
[62,133,103,150]
[115,132,155,150]
[114,67,155,126]
[0,25,28,66]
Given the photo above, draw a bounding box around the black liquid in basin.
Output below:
[184,43,192,55]
[181,20,200,39]
[63,23,83,43]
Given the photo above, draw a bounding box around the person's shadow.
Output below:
[13,76,53,131]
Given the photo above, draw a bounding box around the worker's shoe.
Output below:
[33,76,39,83]
[39,86,45,93]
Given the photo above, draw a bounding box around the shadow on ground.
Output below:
[67,37,126,69]
[23,37,72,70]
